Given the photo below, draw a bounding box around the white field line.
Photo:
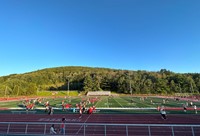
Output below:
[7,107,157,110]
[94,97,102,107]
[107,97,109,108]
[7,107,157,111]
[95,107,156,110]
[113,98,123,108]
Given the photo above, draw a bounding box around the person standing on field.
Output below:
[160,108,167,120]
[183,104,187,112]
[194,105,197,114]
[79,106,83,118]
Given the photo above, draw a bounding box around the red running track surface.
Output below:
[0,114,200,124]
[0,114,200,136]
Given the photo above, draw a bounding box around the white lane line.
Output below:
[76,114,92,135]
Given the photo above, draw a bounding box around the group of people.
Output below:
[22,99,35,111]
[50,117,66,135]
[48,99,97,135]
[61,100,72,111]
[183,101,198,114]
[48,105,97,135]
[77,103,96,118]
[158,100,198,120]
[43,97,97,118]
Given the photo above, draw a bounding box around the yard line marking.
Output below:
[107,97,109,108]
[113,97,123,108]
[94,97,102,107]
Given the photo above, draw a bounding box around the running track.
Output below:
[0,114,200,124]
[0,114,200,136]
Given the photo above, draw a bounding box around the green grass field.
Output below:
[0,95,199,114]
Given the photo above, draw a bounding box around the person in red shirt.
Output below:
[65,104,71,109]
[60,117,65,134]
[88,107,93,114]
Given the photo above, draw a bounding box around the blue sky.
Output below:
[0,0,200,76]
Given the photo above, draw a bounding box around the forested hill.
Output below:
[0,66,200,96]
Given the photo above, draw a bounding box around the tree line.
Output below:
[0,66,200,96]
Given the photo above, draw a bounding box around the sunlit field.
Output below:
[0,95,199,114]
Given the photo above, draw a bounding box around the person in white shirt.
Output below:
[50,124,57,135]
[190,101,193,106]
[160,108,167,120]
[194,105,197,114]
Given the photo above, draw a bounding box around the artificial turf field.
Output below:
[0,96,199,114]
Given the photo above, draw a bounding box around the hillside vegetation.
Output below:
[0,66,200,96]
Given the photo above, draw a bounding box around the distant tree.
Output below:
[92,75,102,91]
[83,75,93,91]
[0,66,200,95]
